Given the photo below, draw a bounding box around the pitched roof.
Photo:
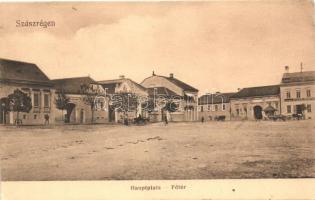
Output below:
[0,58,52,85]
[147,87,178,97]
[281,71,315,84]
[198,92,235,105]
[231,85,280,99]
[98,79,122,94]
[98,78,147,94]
[141,74,199,92]
[52,76,98,94]
[164,76,198,92]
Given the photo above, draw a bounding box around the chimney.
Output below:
[285,66,289,73]
[152,70,155,76]
[119,75,125,79]
[216,91,220,94]
[237,88,241,91]
[169,73,174,78]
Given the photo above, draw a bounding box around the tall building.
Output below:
[280,69,315,119]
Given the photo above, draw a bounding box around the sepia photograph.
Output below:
[0,0,315,184]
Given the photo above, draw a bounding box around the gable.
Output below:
[52,77,100,94]
[141,76,183,96]
[116,81,132,93]
[0,58,51,85]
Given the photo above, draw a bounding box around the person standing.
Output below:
[44,114,49,125]
[164,114,168,125]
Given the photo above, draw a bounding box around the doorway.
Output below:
[295,104,303,114]
[0,109,7,124]
[80,109,84,124]
[65,103,75,123]
[253,105,263,120]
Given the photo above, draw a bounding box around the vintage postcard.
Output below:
[0,0,315,199]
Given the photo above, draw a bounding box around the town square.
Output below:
[1,120,314,180]
[0,1,315,183]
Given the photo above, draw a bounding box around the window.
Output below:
[222,104,226,111]
[307,104,311,113]
[306,89,311,97]
[33,93,40,107]
[243,104,247,114]
[200,106,203,112]
[208,105,211,111]
[287,105,291,113]
[215,105,218,111]
[44,93,50,108]
[34,114,37,119]
[212,104,215,111]
[286,91,291,99]
[236,108,240,116]
[100,102,104,110]
[296,90,301,99]
[23,115,26,119]
[275,102,279,109]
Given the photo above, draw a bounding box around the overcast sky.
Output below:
[0,1,315,94]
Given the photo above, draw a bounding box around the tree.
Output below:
[80,83,102,123]
[6,89,32,125]
[109,93,139,113]
[164,101,179,112]
[54,90,70,122]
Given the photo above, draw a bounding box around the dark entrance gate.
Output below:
[65,103,76,123]
[253,105,263,120]
[108,107,116,122]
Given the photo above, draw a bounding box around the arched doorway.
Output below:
[253,105,263,120]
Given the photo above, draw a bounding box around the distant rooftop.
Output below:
[98,77,147,94]
[231,85,280,99]
[281,71,315,84]
[198,92,235,105]
[142,73,199,93]
[0,58,51,85]
[52,76,98,94]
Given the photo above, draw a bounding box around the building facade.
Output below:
[98,76,148,123]
[52,77,109,124]
[141,72,199,121]
[0,58,55,125]
[230,85,280,120]
[280,70,315,119]
[198,92,235,121]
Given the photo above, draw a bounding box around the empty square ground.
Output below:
[0,120,314,181]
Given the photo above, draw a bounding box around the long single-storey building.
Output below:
[52,76,109,124]
[230,85,280,120]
